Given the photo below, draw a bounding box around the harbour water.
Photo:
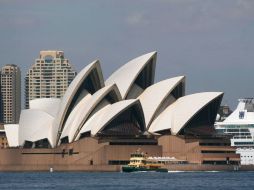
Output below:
[0,171,253,190]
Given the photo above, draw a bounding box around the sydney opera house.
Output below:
[1,52,240,171]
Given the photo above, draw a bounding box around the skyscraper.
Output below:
[0,64,21,124]
[0,70,2,123]
[25,50,76,108]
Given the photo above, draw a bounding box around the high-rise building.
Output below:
[0,64,21,124]
[0,70,2,123]
[25,50,76,108]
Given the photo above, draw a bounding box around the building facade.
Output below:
[0,71,2,123]
[0,64,21,124]
[25,50,76,108]
[0,123,8,148]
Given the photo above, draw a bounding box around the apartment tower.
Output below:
[0,70,2,123]
[25,50,76,108]
[0,64,21,124]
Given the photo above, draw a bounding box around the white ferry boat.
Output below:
[215,98,254,165]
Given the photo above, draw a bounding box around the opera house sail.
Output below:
[2,52,241,171]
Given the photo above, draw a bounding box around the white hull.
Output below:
[236,148,254,165]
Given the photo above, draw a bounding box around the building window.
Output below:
[239,111,245,119]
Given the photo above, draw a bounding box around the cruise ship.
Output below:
[215,98,254,165]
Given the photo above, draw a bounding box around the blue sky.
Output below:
[1,0,254,109]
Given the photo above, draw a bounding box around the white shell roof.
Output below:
[105,52,156,99]
[60,84,122,143]
[75,99,141,136]
[4,124,19,147]
[10,52,228,148]
[138,76,185,128]
[75,105,110,140]
[53,60,104,146]
[19,110,54,147]
[29,98,61,117]
[149,92,223,135]
[60,94,91,142]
